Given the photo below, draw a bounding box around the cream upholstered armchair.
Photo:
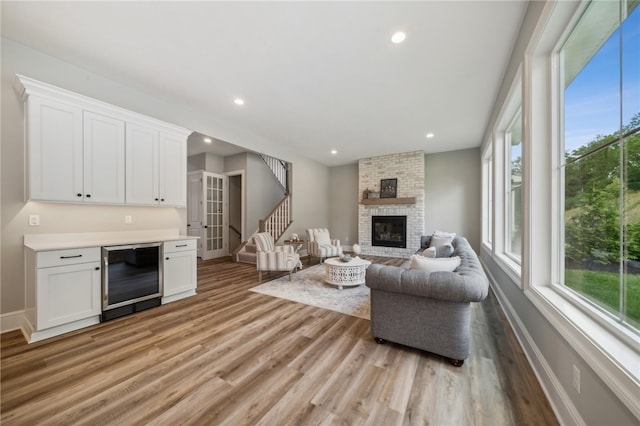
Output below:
[306,228,343,263]
[254,232,301,281]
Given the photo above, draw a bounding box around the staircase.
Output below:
[236,154,293,264]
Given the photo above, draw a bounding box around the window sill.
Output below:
[527,285,640,418]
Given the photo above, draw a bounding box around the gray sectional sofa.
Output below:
[365,236,489,366]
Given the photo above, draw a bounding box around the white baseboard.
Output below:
[482,261,584,426]
[1,310,25,333]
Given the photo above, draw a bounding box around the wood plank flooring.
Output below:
[1,256,558,425]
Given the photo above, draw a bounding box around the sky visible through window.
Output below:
[564,6,640,154]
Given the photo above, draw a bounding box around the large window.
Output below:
[507,110,523,261]
[560,0,640,331]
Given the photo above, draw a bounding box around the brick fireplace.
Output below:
[358,151,425,257]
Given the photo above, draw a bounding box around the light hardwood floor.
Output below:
[1,256,558,425]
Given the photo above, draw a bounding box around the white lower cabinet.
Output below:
[24,247,102,343]
[23,236,199,343]
[162,239,197,303]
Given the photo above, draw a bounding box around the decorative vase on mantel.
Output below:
[352,243,361,258]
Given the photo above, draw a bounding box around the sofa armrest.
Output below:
[366,264,488,303]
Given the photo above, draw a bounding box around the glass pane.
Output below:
[624,131,640,326]
[621,2,640,323]
[508,112,522,258]
[564,147,621,315]
[488,155,493,244]
[562,0,621,159]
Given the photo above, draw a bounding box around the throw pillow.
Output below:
[429,235,454,250]
[433,230,456,238]
[422,247,436,258]
[314,230,332,246]
[409,255,461,273]
[436,243,454,258]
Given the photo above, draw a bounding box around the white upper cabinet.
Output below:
[159,132,187,206]
[126,125,187,207]
[82,111,125,203]
[16,75,191,207]
[126,122,159,205]
[27,96,84,202]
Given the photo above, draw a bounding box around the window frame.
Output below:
[491,67,523,285]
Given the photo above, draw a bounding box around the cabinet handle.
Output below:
[176,244,188,247]
[60,254,82,259]
[77,193,82,197]
[95,267,100,271]
[161,198,165,202]
[86,194,91,198]
[155,198,159,201]
[165,257,170,260]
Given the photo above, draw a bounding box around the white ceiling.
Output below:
[1,1,527,166]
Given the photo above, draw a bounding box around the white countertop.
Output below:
[24,229,198,251]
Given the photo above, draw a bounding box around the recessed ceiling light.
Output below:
[426,133,435,139]
[391,31,406,44]
[204,137,212,143]
[234,98,245,106]
[331,149,338,155]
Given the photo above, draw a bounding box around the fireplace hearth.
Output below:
[372,216,407,248]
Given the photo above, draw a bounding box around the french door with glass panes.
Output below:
[203,172,228,259]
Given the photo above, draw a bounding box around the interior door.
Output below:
[202,172,228,260]
[187,172,203,257]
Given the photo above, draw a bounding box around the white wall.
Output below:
[245,153,286,236]
[425,148,481,250]
[287,158,331,243]
[187,152,224,173]
[328,164,359,248]
[0,38,332,317]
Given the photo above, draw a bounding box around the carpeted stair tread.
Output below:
[237,252,257,264]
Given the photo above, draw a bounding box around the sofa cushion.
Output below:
[409,254,461,272]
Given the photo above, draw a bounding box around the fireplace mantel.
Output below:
[360,197,416,205]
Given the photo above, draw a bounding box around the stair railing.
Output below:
[259,154,289,193]
[259,195,292,242]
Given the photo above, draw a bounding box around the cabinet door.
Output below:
[83,111,125,203]
[27,96,83,202]
[158,132,187,207]
[36,262,101,330]
[163,250,196,297]
[126,123,159,205]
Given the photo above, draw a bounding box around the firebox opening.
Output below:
[372,215,407,248]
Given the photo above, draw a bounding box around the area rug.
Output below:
[249,264,370,319]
